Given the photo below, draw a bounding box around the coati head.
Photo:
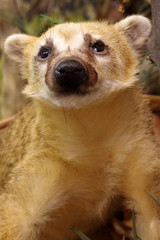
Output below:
[4,16,151,109]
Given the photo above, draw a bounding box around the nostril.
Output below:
[75,67,83,72]
[54,59,88,78]
[56,64,83,74]
[59,69,66,74]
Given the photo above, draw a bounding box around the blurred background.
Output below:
[0,0,159,119]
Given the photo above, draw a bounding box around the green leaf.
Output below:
[145,191,160,208]
[142,52,147,58]
[71,226,91,240]
[40,14,63,25]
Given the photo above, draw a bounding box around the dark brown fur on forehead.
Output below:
[45,38,54,48]
[80,33,96,64]
[84,33,92,45]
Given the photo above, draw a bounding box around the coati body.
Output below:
[0,15,160,240]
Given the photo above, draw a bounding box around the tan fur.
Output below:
[1,16,160,240]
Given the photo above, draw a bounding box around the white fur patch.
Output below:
[29,78,134,109]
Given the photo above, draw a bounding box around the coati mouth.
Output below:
[46,58,98,96]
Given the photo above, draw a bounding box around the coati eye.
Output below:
[91,41,106,54]
[38,47,51,59]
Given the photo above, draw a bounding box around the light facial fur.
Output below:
[5,17,144,109]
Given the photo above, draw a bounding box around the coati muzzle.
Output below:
[54,59,89,94]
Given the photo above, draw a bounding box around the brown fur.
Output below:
[0,16,160,240]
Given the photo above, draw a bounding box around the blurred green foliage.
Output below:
[25,15,55,36]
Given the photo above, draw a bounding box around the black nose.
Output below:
[54,59,89,94]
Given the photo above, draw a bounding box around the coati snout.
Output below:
[54,59,89,94]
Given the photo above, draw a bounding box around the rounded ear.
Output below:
[4,34,37,62]
[115,15,152,53]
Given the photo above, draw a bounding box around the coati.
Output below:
[0,15,160,240]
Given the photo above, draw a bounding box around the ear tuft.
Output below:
[4,34,35,62]
[116,15,152,52]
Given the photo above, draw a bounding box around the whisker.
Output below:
[97,80,112,94]
[62,108,68,136]
[72,111,87,130]
[27,91,40,96]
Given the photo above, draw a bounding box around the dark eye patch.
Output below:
[90,40,107,53]
[38,47,51,60]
